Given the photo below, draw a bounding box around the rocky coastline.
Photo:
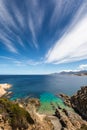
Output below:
[0,84,12,97]
[59,86,87,121]
[0,85,87,130]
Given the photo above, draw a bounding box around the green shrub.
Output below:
[0,98,34,130]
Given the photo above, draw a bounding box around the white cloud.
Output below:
[0,55,43,67]
[28,15,38,48]
[59,69,79,73]
[5,43,18,53]
[27,59,43,66]
[50,0,73,28]
[0,56,15,60]
[13,60,26,67]
[46,13,87,64]
[17,36,25,47]
[0,0,17,29]
[13,6,25,29]
[0,0,20,53]
[79,64,87,70]
[0,33,18,53]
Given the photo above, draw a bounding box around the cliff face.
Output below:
[59,86,87,120]
[71,86,87,120]
[58,86,87,130]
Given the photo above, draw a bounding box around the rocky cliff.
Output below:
[56,86,87,130]
[59,86,87,121]
[71,86,87,120]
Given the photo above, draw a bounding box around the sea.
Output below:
[0,74,87,113]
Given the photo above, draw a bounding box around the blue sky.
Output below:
[0,0,87,74]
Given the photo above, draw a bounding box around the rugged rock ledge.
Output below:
[52,104,87,130]
[71,86,87,120]
[59,86,87,121]
[0,84,11,97]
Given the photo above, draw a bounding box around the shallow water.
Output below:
[38,92,73,114]
[0,74,87,113]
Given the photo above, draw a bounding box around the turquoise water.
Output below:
[38,92,72,114]
[0,74,87,113]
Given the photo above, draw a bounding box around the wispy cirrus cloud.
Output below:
[0,32,18,53]
[79,64,87,70]
[0,56,15,60]
[28,15,38,48]
[0,0,87,65]
[26,59,43,66]
[0,0,16,28]
[0,55,42,67]
[45,2,87,64]
[0,0,42,53]
[0,0,20,53]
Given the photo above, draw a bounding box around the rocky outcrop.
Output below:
[71,86,87,120]
[0,84,11,97]
[22,98,54,130]
[59,94,71,107]
[59,86,87,121]
[52,105,87,130]
[55,86,87,130]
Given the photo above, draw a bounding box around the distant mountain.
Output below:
[59,70,87,76]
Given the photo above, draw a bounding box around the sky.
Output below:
[0,0,87,74]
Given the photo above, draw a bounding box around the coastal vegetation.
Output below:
[0,98,34,130]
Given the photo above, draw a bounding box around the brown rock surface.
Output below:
[0,84,11,97]
[15,97,54,130]
[54,106,87,130]
[71,86,87,120]
[59,94,71,107]
[59,86,87,121]
[56,86,87,130]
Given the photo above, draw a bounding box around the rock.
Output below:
[55,109,61,119]
[62,109,68,116]
[0,115,3,123]
[0,86,6,97]
[71,86,87,120]
[0,84,12,97]
[54,105,87,130]
[55,86,87,130]
[48,116,62,130]
[59,86,87,121]
[59,94,71,107]
[0,127,4,130]
[24,98,54,130]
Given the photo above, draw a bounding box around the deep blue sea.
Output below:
[0,74,87,113]
[0,74,87,100]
